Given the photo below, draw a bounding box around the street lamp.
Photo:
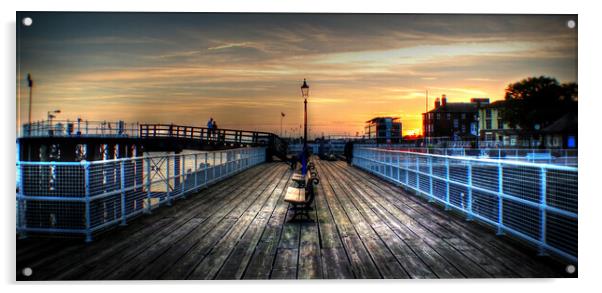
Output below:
[301,79,309,149]
[47,109,61,135]
[300,79,309,175]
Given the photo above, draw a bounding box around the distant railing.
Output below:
[363,145,578,166]
[139,123,276,146]
[140,124,289,160]
[21,120,139,138]
[353,147,578,263]
[16,147,266,241]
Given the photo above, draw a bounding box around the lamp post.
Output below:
[47,109,61,136]
[301,79,309,149]
[300,79,309,174]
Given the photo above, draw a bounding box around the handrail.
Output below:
[352,147,578,263]
[358,147,578,172]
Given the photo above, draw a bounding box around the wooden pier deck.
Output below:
[17,160,569,280]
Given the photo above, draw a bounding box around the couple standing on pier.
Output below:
[206,117,219,139]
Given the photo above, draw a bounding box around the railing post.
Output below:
[445,157,450,210]
[428,156,434,202]
[396,152,400,184]
[194,153,198,190]
[145,156,152,214]
[181,154,186,198]
[213,152,217,180]
[205,152,209,185]
[539,167,548,255]
[497,162,504,235]
[166,155,172,206]
[17,162,27,239]
[120,160,127,226]
[84,161,92,242]
[404,153,409,186]
[415,156,420,193]
[466,162,473,221]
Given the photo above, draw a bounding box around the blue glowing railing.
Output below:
[16,147,266,241]
[353,147,578,263]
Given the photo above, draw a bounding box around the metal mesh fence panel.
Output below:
[353,146,577,263]
[16,147,266,241]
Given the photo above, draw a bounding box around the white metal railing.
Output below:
[353,146,578,263]
[16,147,266,241]
[357,144,578,166]
[21,119,140,137]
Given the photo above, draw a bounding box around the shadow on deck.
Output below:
[16,160,572,280]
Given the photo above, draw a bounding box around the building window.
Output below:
[486,119,492,129]
[497,118,503,129]
[436,113,440,120]
[461,113,466,119]
[461,124,466,133]
[453,119,459,129]
[485,109,492,118]
[446,113,451,120]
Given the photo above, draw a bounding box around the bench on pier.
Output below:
[285,163,319,219]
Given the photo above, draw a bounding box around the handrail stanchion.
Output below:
[428,156,434,202]
[445,157,450,210]
[466,162,473,221]
[205,152,209,186]
[166,155,171,206]
[194,153,198,190]
[415,156,420,193]
[84,161,92,242]
[497,162,504,235]
[539,167,548,255]
[213,152,217,181]
[181,154,186,198]
[120,160,126,226]
[146,156,152,214]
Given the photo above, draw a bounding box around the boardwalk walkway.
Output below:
[17,160,568,280]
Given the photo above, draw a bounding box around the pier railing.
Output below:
[374,146,578,166]
[140,124,275,145]
[22,120,139,137]
[353,147,578,263]
[16,147,266,241]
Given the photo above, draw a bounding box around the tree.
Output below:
[501,76,577,131]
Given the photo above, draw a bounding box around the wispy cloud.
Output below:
[17,13,577,136]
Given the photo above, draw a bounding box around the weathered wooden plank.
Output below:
[242,186,294,279]
[271,248,298,279]
[103,218,205,279]
[320,247,354,279]
[324,161,465,278]
[336,162,516,278]
[82,164,280,280]
[215,168,291,279]
[318,168,381,279]
[41,163,271,280]
[319,161,410,279]
[298,223,323,279]
[159,164,285,279]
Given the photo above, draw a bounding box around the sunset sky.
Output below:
[16,13,577,137]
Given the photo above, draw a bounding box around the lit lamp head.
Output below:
[301,78,309,98]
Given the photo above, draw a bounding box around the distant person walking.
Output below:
[212,120,219,140]
[207,117,213,139]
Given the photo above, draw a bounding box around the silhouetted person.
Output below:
[212,120,219,140]
[207,117,213,139]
